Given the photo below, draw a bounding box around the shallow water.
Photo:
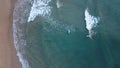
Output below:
[13,0,120,68]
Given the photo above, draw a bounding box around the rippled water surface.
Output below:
[13,0,120,68]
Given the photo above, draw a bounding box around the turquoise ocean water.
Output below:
[13,0,120,68]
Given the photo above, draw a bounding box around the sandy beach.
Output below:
[0,0,22,68]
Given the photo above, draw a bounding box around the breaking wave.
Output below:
[85,8,100,39]
[13,0,31,68]
[27,0,52,22]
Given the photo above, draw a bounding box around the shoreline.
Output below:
[0,0,22,68]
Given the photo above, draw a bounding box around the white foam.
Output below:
[13,0,31,68]
[27,0,52,22]
[13,22,30,68]
[56,0,63,8]
[85,8,100,38]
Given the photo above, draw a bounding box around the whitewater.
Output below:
[13,0,54,68]
[85,8,100,39]
[13,0,101,68]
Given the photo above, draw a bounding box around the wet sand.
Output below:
[0,0,22,68]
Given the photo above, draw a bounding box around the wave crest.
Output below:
[85,8,100,39]
[27,0,52,22]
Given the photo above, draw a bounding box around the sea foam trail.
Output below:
[13,0,31,68]
[13,23,30,68]
[13,0,53,68]
[27,0,75,34]
[27,0,52,22]
[85,8,100,39]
